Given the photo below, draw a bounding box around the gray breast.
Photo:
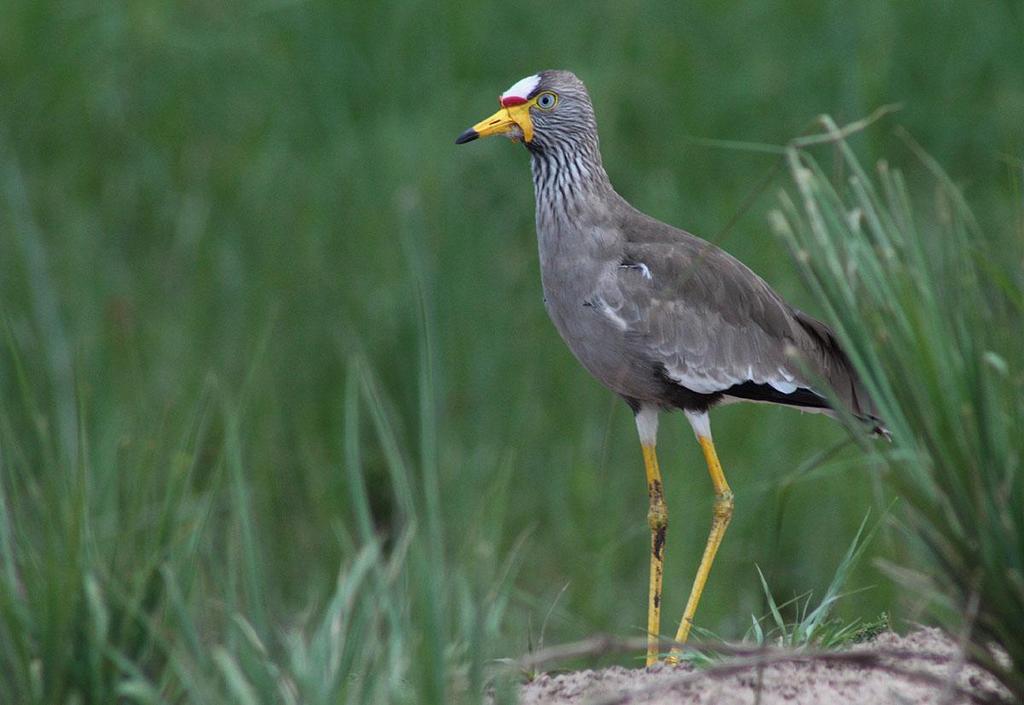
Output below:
[538,230,664,402]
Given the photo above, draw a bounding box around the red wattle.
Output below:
[500,96,528,107]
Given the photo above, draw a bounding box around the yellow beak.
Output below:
[455,101,534,144]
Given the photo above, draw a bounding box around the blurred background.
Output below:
[1,0,1022,700]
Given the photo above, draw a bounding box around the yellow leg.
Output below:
[666,433,734,664]
[642,443,667,666]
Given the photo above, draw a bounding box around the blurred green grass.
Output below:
[1,1,1023,701]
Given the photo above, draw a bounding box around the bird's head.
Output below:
[455,70,596,152]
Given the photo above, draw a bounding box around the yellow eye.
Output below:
[535,92,557,110]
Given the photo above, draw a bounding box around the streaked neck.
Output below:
[528,136,613,230]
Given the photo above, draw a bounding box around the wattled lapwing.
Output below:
[456,70,883,665]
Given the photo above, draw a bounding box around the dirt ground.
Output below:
[515,629,1004,705]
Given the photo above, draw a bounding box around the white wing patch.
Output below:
[768,368,798,394]
[594,297,629,331]
[664,363,806,396]
[620,262,653,280]
[664,366,742,394]
[501,74,541,101]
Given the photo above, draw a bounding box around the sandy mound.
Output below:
[516,629,1002,705]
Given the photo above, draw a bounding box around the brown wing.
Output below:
[595,231,877,419]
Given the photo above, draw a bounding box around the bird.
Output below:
[455,70,883,666]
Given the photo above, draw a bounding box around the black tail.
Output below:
[722,380,830,410]
[722,309,889,438]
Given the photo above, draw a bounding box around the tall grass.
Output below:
[0,331,519,703]
[773,122,1024,699]
[0,188,513,702]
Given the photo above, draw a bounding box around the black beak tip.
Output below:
[455,129,479,145]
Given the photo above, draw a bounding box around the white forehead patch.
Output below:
[500,74,541,101]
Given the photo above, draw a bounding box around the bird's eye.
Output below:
[535,92,557,110]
